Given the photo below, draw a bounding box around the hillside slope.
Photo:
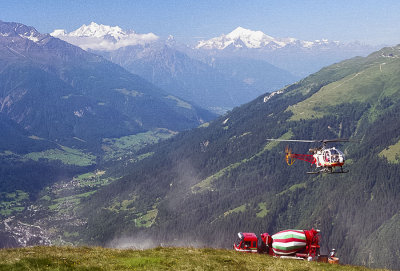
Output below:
[0,246,388,271]
[96,44,265,114]
[73,45,400,269]
[0,20,214,152]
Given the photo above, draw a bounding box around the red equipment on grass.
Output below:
[234,228,337,263]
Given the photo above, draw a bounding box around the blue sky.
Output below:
[2,0,400,45]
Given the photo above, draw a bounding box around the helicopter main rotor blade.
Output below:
[266,139,319,143]
[322,139,359,143]
[267,138,358,143]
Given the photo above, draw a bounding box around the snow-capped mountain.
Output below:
[197,27,281,50]
[193,26,378,77]
[51,22,158,51]
[0,20,47,43]
[196,26,341,50]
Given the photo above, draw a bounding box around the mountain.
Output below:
[46,44,399,269]
[194,27,379,77]
[95,44,276,114]
[208,57,298,94]
[196,26,342,50]
[51,22,159,51]
[0,20,214,150]
[51,23,298,114]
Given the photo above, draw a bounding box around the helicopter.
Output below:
[266,138,354,174]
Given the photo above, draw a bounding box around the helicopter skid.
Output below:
[307,168,349,174]
[329,170,349,174]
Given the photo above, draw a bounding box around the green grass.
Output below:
[278,182,308,196]
[379,139,400,163]
[107,196,138,213]
[24,146,96,166]
[0,190,29,217]
[256,202,269,218]
[73,171,113,187]
[165,95,193,109]
[0,246,387,271]
[191,161,242,193]
[115,88,143,97]
[102,129,175,160]
[48,191,97,211]
[199,122,210,128]
[223,204,247,217]
[287,58,400,121]
[135,208,158,228]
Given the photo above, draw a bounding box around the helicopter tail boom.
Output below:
[289,153,316,164]
[285,146,315,165]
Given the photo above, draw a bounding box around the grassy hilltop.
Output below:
[0,246,389,271]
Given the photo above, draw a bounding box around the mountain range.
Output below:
[52,23,302,113]
[196,26,341,50]
[51,23,379,113]
[194,27,379,77]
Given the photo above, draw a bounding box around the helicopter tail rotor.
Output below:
[285,145,295,166]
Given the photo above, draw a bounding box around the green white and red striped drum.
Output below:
[271,230,307,255]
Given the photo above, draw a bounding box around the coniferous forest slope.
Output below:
[77,45,400,269]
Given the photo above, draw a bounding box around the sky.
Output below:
[2,0,400,46]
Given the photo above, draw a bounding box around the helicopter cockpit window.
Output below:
[330,149,339,162]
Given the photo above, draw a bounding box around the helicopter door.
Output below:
[323,150,331,163]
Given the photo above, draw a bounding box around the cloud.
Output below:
[52,33,159,51]
[50,26,159,51]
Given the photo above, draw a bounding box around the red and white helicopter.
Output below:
[266,138,354,174]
